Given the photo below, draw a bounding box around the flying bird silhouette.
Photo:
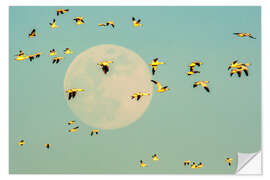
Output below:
[228,60,251,70]
[226,158,234,166]
[152,154,159,161]
[98,21,115,28]
[18,140,25,146]
[68,126,79,132]
[233,33,256,39]
[131,92,151,101]
[132,17,142,27]
[90,129,99,136]
[65,88,84,100]
[49,19,59,28]
[184,160,191,166]
[67,120,76,125]
[64,48,73,55]
[149,58,165,75]
[73,17,85,25]
[189,61,203,67]
[49,49,56,56]
[151,80,170,93]
[28,29,36,38]
[97,61,113,74]
[193,81,210,92]
[52,57,64,64]
[56,9,69,16]
[139,160,148,167]
[44,144,51,149]
[186,66,200,76]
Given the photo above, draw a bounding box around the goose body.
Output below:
[64,48,72,55]
[152,154,159,161]
[28,54,35,62]
[196,162,203,168]
[65,88,84,100]
[68,126,79,132]
[18,140,25,146]
[15,50,25,60]
[73,17,85,25]
[193,81,210,92]
[49,49,56,56]
[52,56,64,64]
[230,68,242,77]
[67,120,76,125]
[15,52,42,61]
[50,19,59,28]
[226,158,234,166]
[131,92,151,101]
[237,65,249,76]
[132,17,142,27]
[17,50,24,56]
[98,21,115,28]
[56,9,69,16]
[44,144,51,149]
[228,60,242,70]
[149,58,165,75]
[233,33,256,39]
[228,60,250,70]
[189,61,203,67]
[184,160,191,166]
[28,52,42,62]
[151,80,170,93]
[15,55,28,61]
[191,162,197,168]
[228,60,250,76]
[90,129,99,136]
[97,61,113,74]
[34,52,42,58]
[187,66,200,76]
[28,29,36,38]
[186,70,200,76]
[139,160,148,167]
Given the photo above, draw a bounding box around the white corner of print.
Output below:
[235,150,262,175]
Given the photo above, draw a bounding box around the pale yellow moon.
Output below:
[64,44,153,129]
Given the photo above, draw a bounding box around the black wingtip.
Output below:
[237,72,241,77]
[152,68,155,75]
[204,87,210,92]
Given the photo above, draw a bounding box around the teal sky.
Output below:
[9,6,261,174]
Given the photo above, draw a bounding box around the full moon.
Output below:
[64,44,153,129]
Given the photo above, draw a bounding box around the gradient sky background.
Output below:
[9,6,261,174]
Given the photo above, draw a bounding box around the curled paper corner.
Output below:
[235,151,262,175]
